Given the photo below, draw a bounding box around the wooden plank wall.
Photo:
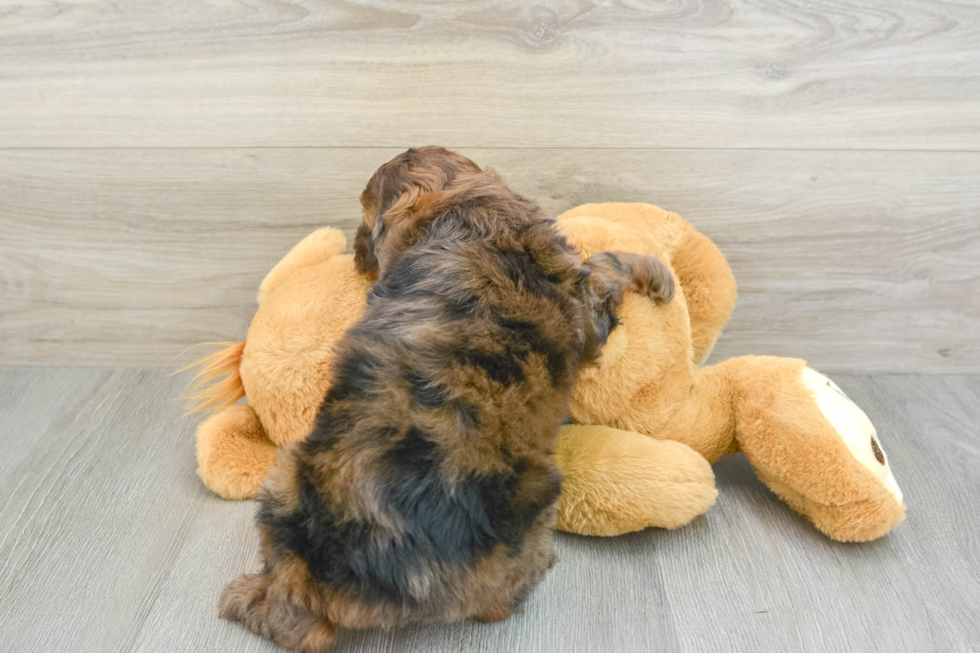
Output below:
[1,0,978,372]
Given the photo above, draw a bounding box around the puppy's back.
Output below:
[256,218,582,623]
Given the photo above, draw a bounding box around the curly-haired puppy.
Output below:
[219,147,674,652]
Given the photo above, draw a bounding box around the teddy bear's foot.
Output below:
[554,425,717,536]
[733,358,906,542]
[757,469,906,543]
[196,404,277,500]
[790,368,905,541]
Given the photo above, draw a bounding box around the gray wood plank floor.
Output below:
[0,367,977,653]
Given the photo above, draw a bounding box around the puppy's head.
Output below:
[355,147,481,278]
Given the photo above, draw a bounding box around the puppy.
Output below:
[219,147,674,652]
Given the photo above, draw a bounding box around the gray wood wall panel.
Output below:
[0,368,977,652]
[0,1,978,150]
[2,148,977,372]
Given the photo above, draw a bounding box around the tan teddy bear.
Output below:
[186,203,905,542]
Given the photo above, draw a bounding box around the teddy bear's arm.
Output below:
[554,424,717,535]
[555,203,737,366]
[257,228,348,305]
[196,404,277,500]
[670,227,737,366]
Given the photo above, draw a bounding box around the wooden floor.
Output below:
[0,367,977,653]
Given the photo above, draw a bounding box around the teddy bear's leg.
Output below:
[196,404,277,500]
[730,356,906,542]
[554,424,718,536]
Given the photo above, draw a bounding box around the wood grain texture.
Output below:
[0,0,978,149]
[1,368,978,652]
[1,148,977,371]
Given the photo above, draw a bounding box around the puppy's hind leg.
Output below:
[473,602,514,624]
[220,572,336,653]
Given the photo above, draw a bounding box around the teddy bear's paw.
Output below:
[196,404,277,500]
[802,368,903,505]
[553,425,717,536]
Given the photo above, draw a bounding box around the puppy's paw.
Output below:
[473,603,513,624]
[219,573,268,623]
[630,254,675,306]
[545,549,559,569]
[219,572,337,652]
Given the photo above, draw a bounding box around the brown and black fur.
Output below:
[219,147,674,652]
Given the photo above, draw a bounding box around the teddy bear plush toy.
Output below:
[186,203,905,542]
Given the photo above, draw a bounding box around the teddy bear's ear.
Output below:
[354,222,379,277]
[257,228,348,304]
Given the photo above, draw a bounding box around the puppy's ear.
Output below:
[354,223,379,277]
[361,159,410,219]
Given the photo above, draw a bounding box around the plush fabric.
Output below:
[187,203,905,542]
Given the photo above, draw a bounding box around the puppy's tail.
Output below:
[176,342,246,416]
[220,572,337,652]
